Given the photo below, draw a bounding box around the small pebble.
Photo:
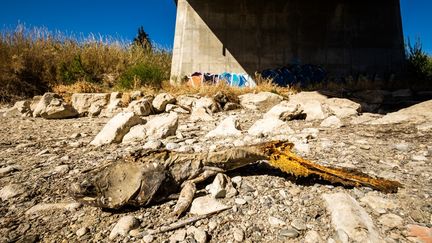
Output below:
[280,228,299,238]
[235,198,247,205]
[76,227,88,237]
[142,234,154,243]
[291,219,307,231]
[233,228,245,242]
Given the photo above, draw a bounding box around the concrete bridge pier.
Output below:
[171,0,405,83]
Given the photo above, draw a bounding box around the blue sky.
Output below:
[0,0,431,53]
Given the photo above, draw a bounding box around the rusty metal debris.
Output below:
[70,141,402,215]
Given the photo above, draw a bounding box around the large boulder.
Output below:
[122,113,179,143]
[264,101,305,121]
[206,116,242,138]
[33,93,78,119]
[176,95,199,108]
[194,97,220,113]
[152,93,176,113]
[370,100,432,125]
[320,115,343,128]
[127,96,154,116]
[71,93,110,116]
[90,112,144,146]
[3,100,31,117]
[239,92,283,111]
[142,112,179,139]
[248,118,294,136]
[190,107,214,122]
[286,92,329,121]
[324,98,361,118]
[30,96,42,113]
[99,92,124,118]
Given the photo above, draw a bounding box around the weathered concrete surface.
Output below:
[171,0,405,81]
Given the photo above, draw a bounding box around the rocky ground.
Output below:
[0,91,431,243]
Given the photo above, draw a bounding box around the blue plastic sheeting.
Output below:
[260,64,327,87]
[188,72,256,88]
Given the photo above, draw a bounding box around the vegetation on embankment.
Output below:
[0,25,171,102]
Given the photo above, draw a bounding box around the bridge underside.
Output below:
[171,0,405,82]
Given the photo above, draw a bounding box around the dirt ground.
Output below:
[0,107,431,242]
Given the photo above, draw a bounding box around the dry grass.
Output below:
[0,25,171,103]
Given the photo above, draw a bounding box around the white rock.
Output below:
[264,101,305,121]
[248,118,294,136]
[76,227,89,237]
[33,93,78,119]
[325,98,361,118]
[152,93,175,113]
[142,234,154,243]
[143,140,163,150]
[234,198,247,205]
[0,184,25,201]
[122,124,147,144]
[287,92,329,121]
[109,215,139,240]
[99,92,124,117]
[322,193,382,243]
[360,193,399,214]
[176,95,199,108]
[190,107,214,122]
[88,104,104,117]
[370,100,432,125]
[320,116,343,128]
[144,113,179,140]
[304,230,323,243]
[239,92,283,111]
[233,228,245,242]
[90,112,144,146]
[208,173,236,199]
[190,196,230,215]
[191,227,207,243]
[194,97,216,112]
[170,229,186,242]
[412,155,427,161]
[30,95,42,113]
[291,219,307,231]
[394,143,410,152]
[71,93,110,116]
[165,104,190,114]
[127,97,153,116]
[206,116,242,138]
[351,113,382,125]
[52,165,70,175]
[26,202,81,215]
[3,100,31,117]
[378,214,403,228]
[268,216,286,227]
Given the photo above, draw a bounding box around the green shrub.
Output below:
[406,39,432,82]
[58,55,89,84]
[118,63,167,89]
